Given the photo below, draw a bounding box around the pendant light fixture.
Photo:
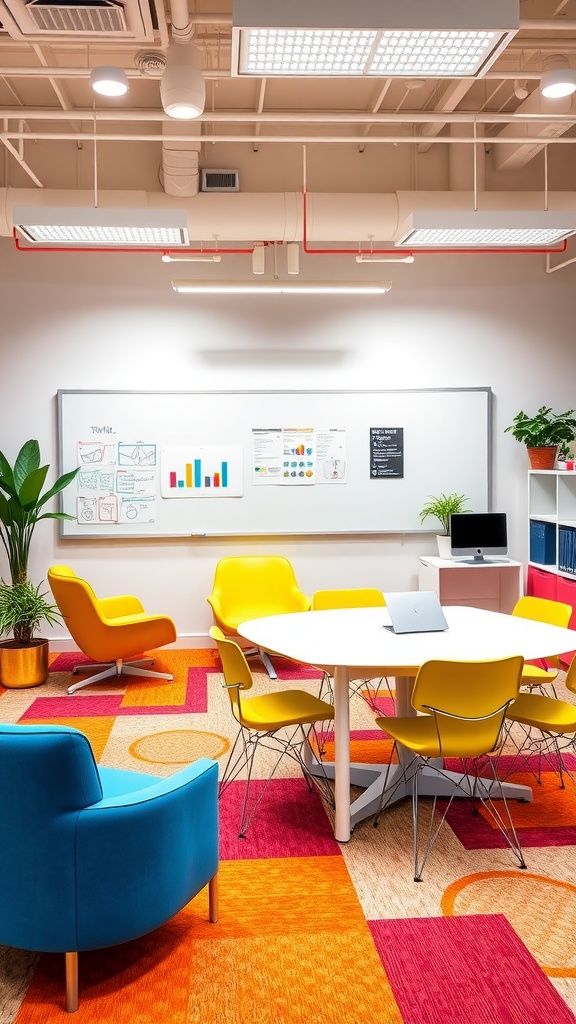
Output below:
[90,67,129,97]
[160,43,205,119]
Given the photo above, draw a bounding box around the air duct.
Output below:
[3,187,576,246]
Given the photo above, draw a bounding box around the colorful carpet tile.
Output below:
[2,651,576,1023]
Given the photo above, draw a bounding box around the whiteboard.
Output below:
[57,389,492,538]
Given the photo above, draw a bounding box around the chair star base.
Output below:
[68,657,174,694]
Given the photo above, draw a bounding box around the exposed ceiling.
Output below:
[2,0,576,250]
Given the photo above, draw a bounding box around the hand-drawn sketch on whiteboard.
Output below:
[161,446,243,497]
[118,443,157,467]
[119,498,155,523]
[78,441,117,465]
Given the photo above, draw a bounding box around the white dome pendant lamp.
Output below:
[160,43,205,119]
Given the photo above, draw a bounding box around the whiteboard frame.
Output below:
[57,388,493,539]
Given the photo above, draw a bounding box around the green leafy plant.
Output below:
[504,407,576,459]
[419,492,471,536]
[0,580,63,647]
[0,440,78,644]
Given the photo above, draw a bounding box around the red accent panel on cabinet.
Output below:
[526,566,557,600]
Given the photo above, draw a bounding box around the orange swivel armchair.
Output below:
[207,555,311,679]
[48,565,177,695]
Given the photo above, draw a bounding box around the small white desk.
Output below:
[238,605,576,843]
[419,556,523,614]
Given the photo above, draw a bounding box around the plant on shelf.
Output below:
[0,439,78,687]
[419,492,471,536]
[505,407,576,468]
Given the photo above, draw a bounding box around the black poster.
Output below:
[370,427,404,478]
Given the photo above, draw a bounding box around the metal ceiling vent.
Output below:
[0,0,154,39]
[201,169,240,193]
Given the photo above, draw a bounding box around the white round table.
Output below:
[239,604,576,842]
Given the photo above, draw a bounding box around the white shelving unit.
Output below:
[528,470,576,577]
[526,471,576,656]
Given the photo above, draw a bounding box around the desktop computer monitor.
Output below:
[449,512,508,563]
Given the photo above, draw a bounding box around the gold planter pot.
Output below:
[0,638,49,688]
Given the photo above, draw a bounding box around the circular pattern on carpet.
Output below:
[441,871,576,976]
[129,729,229,765]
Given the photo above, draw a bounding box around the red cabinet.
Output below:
[527,565,557,600]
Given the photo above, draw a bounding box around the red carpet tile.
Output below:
[218,777,340,860]
[369,914,576,1024]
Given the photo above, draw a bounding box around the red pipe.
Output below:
[301,188,568,257]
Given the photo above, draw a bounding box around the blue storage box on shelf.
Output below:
[530,519,557,565]
[559,525,576,576]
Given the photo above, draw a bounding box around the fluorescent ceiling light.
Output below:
[90,66,129,97]
[231,0,518,77]
[540,68,576,99]
[172,280,392,295]
[13,207,189,247]
[395,211,576,248]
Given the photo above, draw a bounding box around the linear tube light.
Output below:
[231,0,518,77]
[172,280,392,295]
[356,254,415,263]
[162,254,222,262]
[395,210,576,248]
[13,207,189,247]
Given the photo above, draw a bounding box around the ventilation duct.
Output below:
[0,0,155,40]
[3,188,576,247]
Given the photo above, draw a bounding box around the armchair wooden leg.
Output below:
[208,873,219,923]
[65,952,78,1013]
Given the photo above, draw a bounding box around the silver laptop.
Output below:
[383,591,449,634]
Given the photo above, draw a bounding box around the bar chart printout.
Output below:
[161,446,244,497]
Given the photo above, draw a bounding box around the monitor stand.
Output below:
[456,555,508,564]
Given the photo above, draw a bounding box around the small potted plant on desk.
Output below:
[504,407,576,469]
[0,440,78,688]
[419,492,471,559]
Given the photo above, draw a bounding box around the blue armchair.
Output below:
[0,723,219,1012]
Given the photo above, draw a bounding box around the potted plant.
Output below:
[419,492,471,558]
[504,407,576,469]
[0,440,78,688]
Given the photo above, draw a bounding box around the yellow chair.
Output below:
[210,625,334,837]
[311,588,389,710]
[504,656,576,789]
[207,555,311,679]
[48,565,177,695]
[373,656,526,881]
[512,596,573,695]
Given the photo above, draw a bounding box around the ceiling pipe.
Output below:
[2,108,576,128]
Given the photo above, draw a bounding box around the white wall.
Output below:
[1,237,574,646]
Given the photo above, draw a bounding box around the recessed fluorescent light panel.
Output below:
[395,211,576,248]
[13,207,189,247]
[172,280,392,295]
[231,0,518,77]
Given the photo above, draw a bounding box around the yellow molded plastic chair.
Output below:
[512,596,572,695]
[48,565,177,695]
[504,656,576,789]
[207,555,311,680]
[374,656,526,881]
[311,588,389,710]
[210,625,334,837]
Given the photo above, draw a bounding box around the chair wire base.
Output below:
[499,724,575,790]
[219,722,335,838]
[374,745,527,882]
